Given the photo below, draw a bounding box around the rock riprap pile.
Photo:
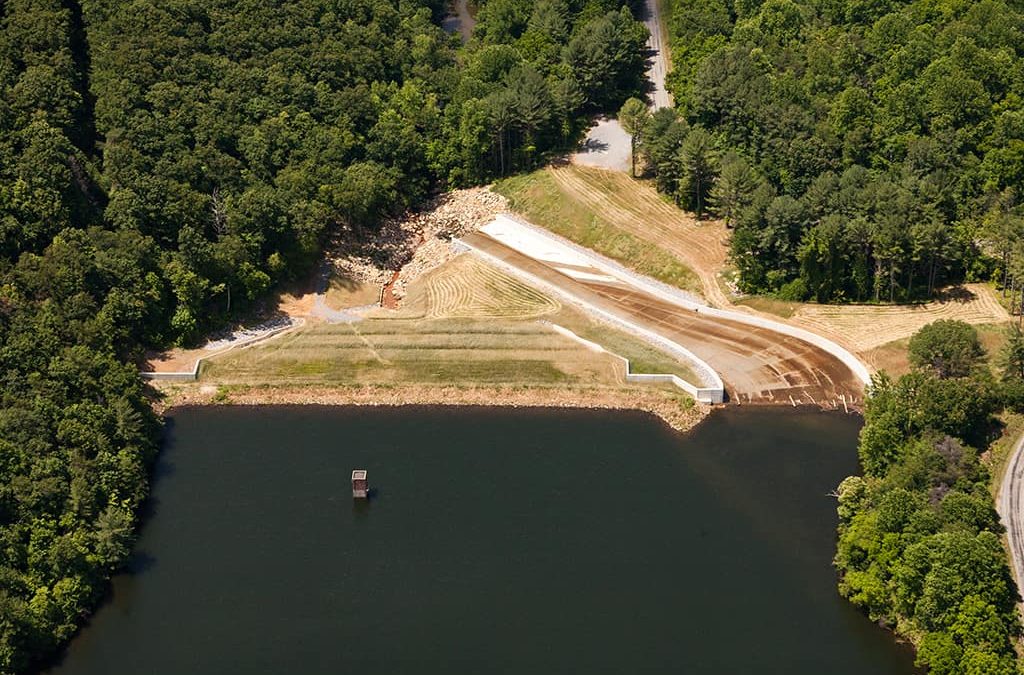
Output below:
[326,187,507,301]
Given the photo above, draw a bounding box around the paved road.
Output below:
[642,0,673,109]
[463,225,864,406]
[572,118,633,172]
[998,431,1024,607]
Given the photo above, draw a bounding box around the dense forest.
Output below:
[641,0,1024,303]
[0,0,649,671]
[835,320,1024,674]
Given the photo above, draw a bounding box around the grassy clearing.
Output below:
[202,317,597,386]
[988,412,1024,500]
[979,322,1013,363]
[863,321,1012,378]
[426,255,560,319]
[549,306,701,384]
[494,169,702,296]
[863,338,913,376]
[202,254,704,393]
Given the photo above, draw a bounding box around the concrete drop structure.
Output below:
[351,470,368,499]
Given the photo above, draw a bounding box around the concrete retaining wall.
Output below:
[546,323,721,404]
[141,368,199,382]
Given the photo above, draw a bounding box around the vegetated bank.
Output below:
[835,320,1024,674]
[643,0,1024,305]
[0,0,652,672]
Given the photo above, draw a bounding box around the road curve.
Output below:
[997,431,1024,607]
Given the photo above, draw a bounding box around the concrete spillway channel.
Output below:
[459,216,869,407]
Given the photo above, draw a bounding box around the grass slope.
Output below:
[494,168,703,296]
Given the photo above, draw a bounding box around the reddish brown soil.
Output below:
[380,270,401,309]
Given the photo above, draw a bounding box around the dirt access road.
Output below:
[441,0,474,43]
[462,218,864,407]
[542,164,1011,354]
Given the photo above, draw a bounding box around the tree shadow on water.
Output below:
[124,550,157,575]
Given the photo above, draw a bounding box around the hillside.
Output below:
[651,0,1024,304]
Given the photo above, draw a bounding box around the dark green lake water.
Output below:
[48,406,918,674]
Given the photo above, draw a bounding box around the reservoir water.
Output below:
[48,406,918,674]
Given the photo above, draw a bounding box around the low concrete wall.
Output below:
[141,368,199,382]
[497,214,872,386]
[546,323,721,404]
[140,320,301,382]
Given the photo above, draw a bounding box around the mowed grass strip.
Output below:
[426,255,560,319]
[494,169,702,296]
[201,319,617,386]
[550,307,703,386]
[864,321,1013,377]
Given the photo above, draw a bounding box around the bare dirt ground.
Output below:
[142,317,299,375]
[463,229,863,407]
[540,164,1011,363]
[792,284,1010,354]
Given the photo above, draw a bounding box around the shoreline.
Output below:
[156,383,712,433]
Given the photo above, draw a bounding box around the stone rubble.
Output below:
[325,187,508,302]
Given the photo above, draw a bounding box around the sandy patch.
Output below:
[160,383,710,433]
[572,119,632,173]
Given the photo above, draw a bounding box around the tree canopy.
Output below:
[644,0,1024,303]
[836,322,1022,675]
[908,320,985,379]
